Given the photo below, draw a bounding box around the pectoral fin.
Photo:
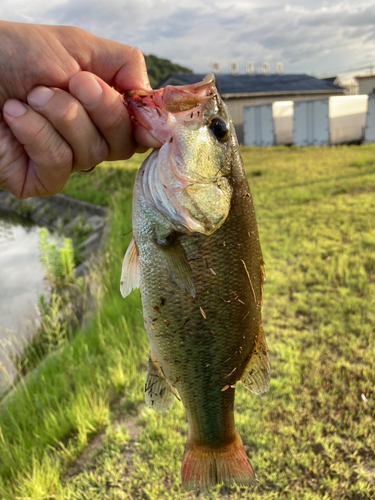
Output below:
[145,353,175,413]
[120,237,140,298]
[157,237,196,298]
[241,327,270,395]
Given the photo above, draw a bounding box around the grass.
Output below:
[0,145,374,499]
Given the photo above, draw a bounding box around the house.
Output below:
[157,73,344,143]
[355,75,375,95]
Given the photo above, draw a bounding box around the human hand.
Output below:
[0,21,161,199]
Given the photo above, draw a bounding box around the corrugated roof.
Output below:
[156,73,344,95]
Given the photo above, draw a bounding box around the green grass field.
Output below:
[0,145,374,499]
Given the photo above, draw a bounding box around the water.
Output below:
[0,210,48,390]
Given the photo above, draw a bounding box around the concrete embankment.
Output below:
[0,190,109,275]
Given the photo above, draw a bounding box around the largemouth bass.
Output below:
[121,74,270,492]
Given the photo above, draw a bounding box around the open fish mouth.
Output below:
[126,73,216,113]
[125,74,222,145]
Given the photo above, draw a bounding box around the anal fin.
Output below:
[120,237,140,298]
[241,327,270,395]
[157,236,196,298]
[145,353,175,413]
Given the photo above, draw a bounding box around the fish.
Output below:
[121,74,270,492]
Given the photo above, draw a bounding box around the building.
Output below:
[355,75,375,95]
[321,76,358,95]
[157,73,344,143]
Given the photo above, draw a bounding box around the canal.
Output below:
[0,210,49,391]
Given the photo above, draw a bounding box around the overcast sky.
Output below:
[2,0,375,78]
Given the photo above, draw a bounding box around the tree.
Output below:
[144,54,193,88]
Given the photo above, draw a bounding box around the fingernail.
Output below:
[73,74,103,106]
[28,86,54,108]
[3,99,27,118]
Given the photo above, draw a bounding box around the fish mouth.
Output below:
[126,73,216,113]
[125,74,219,142]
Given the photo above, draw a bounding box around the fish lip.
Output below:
[125,73,218,114]
[125,88,151,98]
[124,73,216,98]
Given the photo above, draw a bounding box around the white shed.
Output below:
[294,96,368,146]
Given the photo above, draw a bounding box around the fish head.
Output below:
[126,75,234,235]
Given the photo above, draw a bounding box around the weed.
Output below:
[11,198,35,217]
[13,229,84,375]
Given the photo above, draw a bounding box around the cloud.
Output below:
[2,0,375,76]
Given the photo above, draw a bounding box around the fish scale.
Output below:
[121,74,270,491]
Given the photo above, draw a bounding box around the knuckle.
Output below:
[32,122,72,166]
[94,101,133,159]
[101,104,127,135]
[50,140,73,167]
[32,121,55,152]
[85,136,108,166]
[56,100,80,128]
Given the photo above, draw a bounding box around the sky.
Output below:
[2,0,375,79]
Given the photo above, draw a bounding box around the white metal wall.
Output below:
[243,105,274,146]
[273,101,293,145]
[293,100,329,146]
[364,95,375,143]
[329,95,368,144]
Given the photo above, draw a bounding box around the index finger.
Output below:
[51,27,152,92]
[69,72,138,161]
[112,47,152,93]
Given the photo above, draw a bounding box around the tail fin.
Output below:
[181,431,255,492]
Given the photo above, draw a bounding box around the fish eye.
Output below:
[209,117,229,142]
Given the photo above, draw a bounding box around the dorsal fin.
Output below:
[120,237,140,298]
[240,327,270,395]
[145,353,175,413]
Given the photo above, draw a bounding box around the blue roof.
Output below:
[157,73,344,95]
